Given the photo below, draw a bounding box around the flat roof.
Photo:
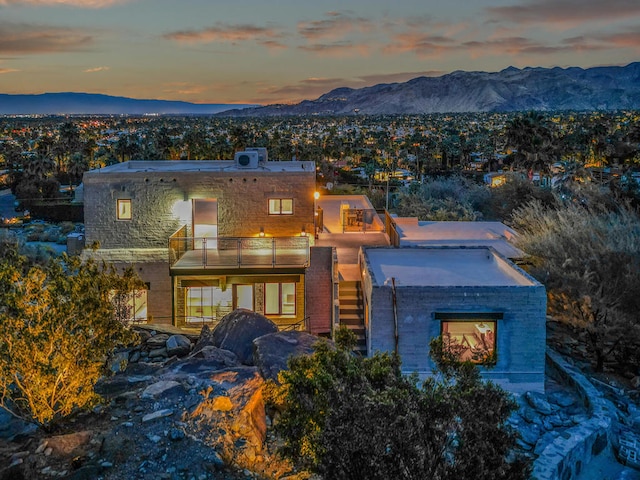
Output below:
[363,247,536,287]
[85,160,315,174]
[394,219,523,258]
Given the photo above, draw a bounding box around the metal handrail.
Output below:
[168,230,310,268]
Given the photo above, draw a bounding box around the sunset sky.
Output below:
[0,0,639,105]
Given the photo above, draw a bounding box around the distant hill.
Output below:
[0,92,257,115]
[221,62,640,116]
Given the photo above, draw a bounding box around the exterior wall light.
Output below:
[259,227,265,237]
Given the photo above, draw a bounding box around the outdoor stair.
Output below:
[338,280,367,355]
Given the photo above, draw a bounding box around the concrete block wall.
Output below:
[365,283,547,393]
[83,163,316,249]
[306,247,334,335]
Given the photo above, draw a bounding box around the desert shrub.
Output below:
[512,200,640,371]
[394,176,489,221]
[0,247,142,426]
[265,329,529,480]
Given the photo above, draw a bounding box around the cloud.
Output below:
[83,66,109,73]
[0,21,92,54]
[0,68,18,74]
[383,32,457,57]
[297,11,372,41]
[0,0,127,7]
[163,23,283,48]
[596,29,640,48]
[487,0,640,25]
[298,41,372,57]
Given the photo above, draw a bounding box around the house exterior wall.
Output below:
[83,162,316,249]
[360,248,547,394]
[82,160,316,327]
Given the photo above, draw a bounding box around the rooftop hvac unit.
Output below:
[246,147,268,164]
[234,151,259,169]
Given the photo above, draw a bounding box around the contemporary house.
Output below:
[81,150,546,393]
[359,246,546,392]
[82,150,330,331]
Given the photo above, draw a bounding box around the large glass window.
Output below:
[186,286,232,323]
[268,198,293,215]
[112,289,147,323]
[264,282,296,316]
[117,199,132,220]
[441,320,496,363]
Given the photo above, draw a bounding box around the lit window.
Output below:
[264,282,296,315]
[269,198,293,215]
[441,319,496,364]
[112,289,147,323]
[117,199,132,220]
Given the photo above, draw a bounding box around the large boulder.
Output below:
[210,309,278,365]
[190,367,267,468]
[253,331,330,381]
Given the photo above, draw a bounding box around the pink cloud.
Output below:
[297,11,372,41]
[0,21,92,54]
[0,0,127,6]
[164,23,283,46]
[487,0,640,25]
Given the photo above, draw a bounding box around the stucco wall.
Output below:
[83,165,316,249]
[364,280,547,393]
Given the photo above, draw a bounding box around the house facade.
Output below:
[359,246,547,393]
[82,151,327,330]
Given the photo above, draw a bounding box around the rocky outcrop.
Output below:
[253,331,330,381]
[211,309,278,365]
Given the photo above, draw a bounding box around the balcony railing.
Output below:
[169,227,310,269]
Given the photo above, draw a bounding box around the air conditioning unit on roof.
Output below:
[234,151,259,169]
[246,147,268,164]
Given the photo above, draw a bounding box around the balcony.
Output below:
[169,226,310,271]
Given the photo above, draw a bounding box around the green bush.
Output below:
[265,329,529,480]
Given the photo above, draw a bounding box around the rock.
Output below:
[525,391,554,415]
[519,423,542,446]
[191,368,267,463]
[142,409,174,422]
[253,331,330,381]
[45,431,94,458]
[192,325,217,356]
[0,407,37,441]
[141,380,183,399]
[166,335,192,357]
[210,309,278,365]
[148,347,168,358]
[548,391,577,408]
[108,350,130,373]
[189,345,238,365]
[521,406,543,425]
[169,428,185,441]
[632,376,640,389]
[129,350,141,363]
[146,333,170,349]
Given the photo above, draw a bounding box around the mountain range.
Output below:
[2,63,640,116]
[223,62,640,116]
[0,92,256,115]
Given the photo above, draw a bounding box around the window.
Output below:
[117,199,132,220]
[440,318,496,364]
[264,282,296,315]
[268,198,293,215]
[112,289,147,323]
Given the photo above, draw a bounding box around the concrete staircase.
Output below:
[338,280,367,355]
